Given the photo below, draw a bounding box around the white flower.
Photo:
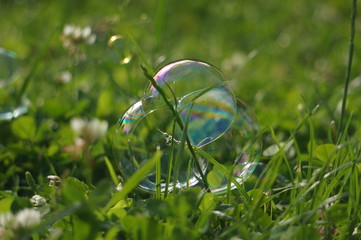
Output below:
[47,175,61,186]
[86,34,96,44]
[81,26,92,39]
[72,26,83,39]
[70,118,108,143]
[70,118,87,136]
[57,71,72,84]
[0,212,13,227]
[61,24,96,52]
[13,209,41,230]
[30,195,50,216]
[85,118,108,141]
[30,195,46,208]
[63,24,75,36]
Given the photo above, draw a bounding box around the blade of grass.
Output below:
[104,156,119,186]
[156,146,162,199]
[128,35,154,75]
[104,148,162,211]
[155,0,168,50]
[269,126,294,183]
[164,119,176,198]
[195,147,250,204]
[338,0,357,138]
[173,102,193,192]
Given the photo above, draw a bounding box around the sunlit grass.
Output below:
[0,0,360,239]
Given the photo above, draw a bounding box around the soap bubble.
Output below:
[115,60,260,194]
[0,48,29,122]
[0,48,19,88]
[108,35,133,65]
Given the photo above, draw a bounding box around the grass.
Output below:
[0,0,360,239]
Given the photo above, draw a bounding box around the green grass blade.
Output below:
[338,0,357,137]
[104,156,119,186]
[173,102,193,192]
[128,35,154,75]
[104,149,162,211]
[156,146,162,199]
[195,147,250,203]
[155,0,168,49]
[164,120,176,198]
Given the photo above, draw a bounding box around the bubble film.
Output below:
[115,60,260,193]
[0,48,29,122]
[200,100,261,194]
[0,48,19,88]
[108,35,133,65]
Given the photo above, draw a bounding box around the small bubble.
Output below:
[0,48,29,122]
[0,48,19,88]
[108,35,133,65]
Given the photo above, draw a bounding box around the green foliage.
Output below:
[0,0,360,239]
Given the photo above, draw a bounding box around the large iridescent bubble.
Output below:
[114,60,260,193]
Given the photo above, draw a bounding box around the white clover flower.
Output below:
[70,118,87,136]
[81,26,92,39]
[86,34,96,44]
[63,24,75,36]
[61,24,96,53]
[12,208,41,230]
[0,212,13,227]
[47,175,61,186]
[72,26,83,40]
[70,118,108,143]
[57,71,72,84]
[85,118,108,142]
[30,195,46,208]
[30,195,50,216]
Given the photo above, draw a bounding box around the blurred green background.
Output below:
[0,0,360,188]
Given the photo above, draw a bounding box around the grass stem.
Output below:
[338,0,357,138]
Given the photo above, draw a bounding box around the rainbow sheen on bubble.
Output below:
[115,60,260,194]
[177,87,237,147]
[201,100,261,193]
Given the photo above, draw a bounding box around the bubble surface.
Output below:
[108,35,133,65]
[0,48,29,122]
[115,60,260,193]
[201,100,261,193]
[0,48,19,88]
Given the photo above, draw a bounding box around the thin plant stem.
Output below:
[155,0,168,50]
[164,119,177,198]
[338,0,357,138]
